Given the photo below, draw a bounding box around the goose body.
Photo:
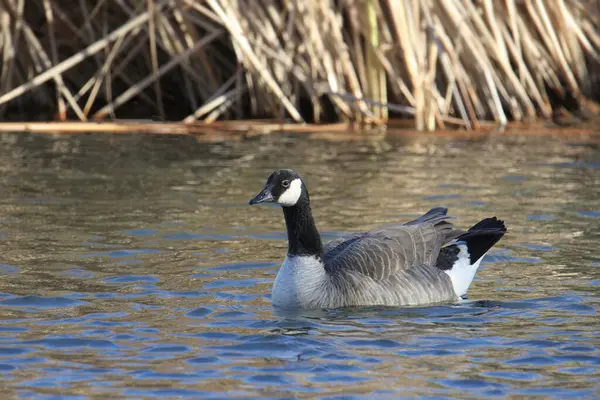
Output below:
[249,169,507,309]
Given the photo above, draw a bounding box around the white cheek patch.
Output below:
[277,178,302,206]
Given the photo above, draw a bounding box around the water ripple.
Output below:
[0,296,88,308]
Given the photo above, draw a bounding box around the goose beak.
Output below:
[249,185,275,205]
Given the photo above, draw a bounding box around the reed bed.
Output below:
[0,0,599,130]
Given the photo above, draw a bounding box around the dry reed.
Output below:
[0,0,599,130]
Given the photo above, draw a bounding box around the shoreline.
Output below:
[0,119,597,141]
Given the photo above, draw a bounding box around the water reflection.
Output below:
[0,131,598,398]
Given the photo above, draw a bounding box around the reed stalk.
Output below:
[0,0,597,130]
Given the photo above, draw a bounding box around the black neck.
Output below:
[282,196,323,259]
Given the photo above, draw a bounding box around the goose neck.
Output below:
[282,198,323,259]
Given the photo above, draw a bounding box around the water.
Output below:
[0,131,598,398]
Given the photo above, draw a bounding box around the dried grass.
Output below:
[0,0,598,130]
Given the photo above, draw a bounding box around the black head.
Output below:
[249,169,306,207]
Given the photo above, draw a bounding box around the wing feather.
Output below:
[323,209,457,281]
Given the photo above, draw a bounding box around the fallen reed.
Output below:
[0,0,599,130]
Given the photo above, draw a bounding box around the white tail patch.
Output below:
[443,243,485,298]
[277,178,302,206]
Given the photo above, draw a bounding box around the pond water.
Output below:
[0,130,598,398]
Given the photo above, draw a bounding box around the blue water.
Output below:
[0,132,599,398]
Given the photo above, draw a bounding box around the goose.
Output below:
[249,169,507,309]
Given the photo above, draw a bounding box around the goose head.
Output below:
[249,169,306,207]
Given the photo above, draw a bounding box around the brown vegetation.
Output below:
[0,0,599,130]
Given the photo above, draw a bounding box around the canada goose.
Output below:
[249,169,507,309]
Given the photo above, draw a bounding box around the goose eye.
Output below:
[281,180,290,188]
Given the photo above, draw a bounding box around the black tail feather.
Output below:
[458,217,507,263]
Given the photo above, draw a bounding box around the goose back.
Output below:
[323,208,460,281]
